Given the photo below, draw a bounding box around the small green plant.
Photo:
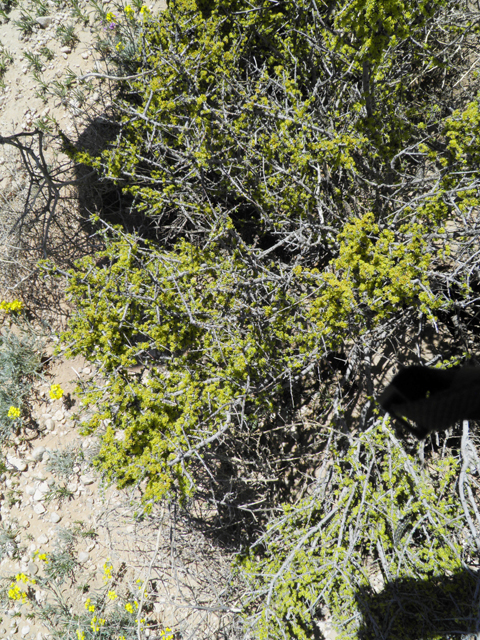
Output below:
[30,0,48,15]
[0,521,21,561]
[56,23,78,48]
[32,70,48,97]
[6,487,21,508]
[0,303,42,443]
[68,0,89,25]
[0,0,17,20]
[45,445,84,479]
[39,45,54,60]
[44,483,75,504]
[44,548,78,584]
[23,50,43,72]
[72,521,98,539]
[13,12,36,35]
[0,45,13,80]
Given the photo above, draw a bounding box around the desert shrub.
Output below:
[60,209,444,504]
[56,0,480,512]
[239,421,480,639]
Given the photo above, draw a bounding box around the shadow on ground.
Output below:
[354,568,480,639]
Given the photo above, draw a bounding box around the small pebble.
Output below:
[33,503,45,515]
[78,551,89,563]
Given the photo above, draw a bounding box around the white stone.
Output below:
[60,46,71,54]
[6,455,27,472]
[54,409,64,421]
[114,430,125,441]
[33,503,45,515]
[50,512,61,523]
[37,534,49,544]
[21,625,31,637]
[25,486,35,496]
[33,482,49,501]
[44,419,55,430]
[80,475,95,486]
[36,16,52,28]
[31,447,46,462]
[78,551,89,563]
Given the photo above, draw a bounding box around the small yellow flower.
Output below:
[76,631,85,640]
[103,559,113,582]
[8,584,26,602]
[7,573,36,602]
[0,300,24,314]
[49,384,64,400]
[124,4,134,18]
[125,602,134,613]
[7,406,21,419]
[139,4,150,17]
[107,590,118,600]
[91,615,100,632]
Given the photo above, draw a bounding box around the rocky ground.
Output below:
[0,2,244,640]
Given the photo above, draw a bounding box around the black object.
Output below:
[378,365,480,439]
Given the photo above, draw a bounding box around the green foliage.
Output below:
[0,318,42,443]
[60,199,445,503]
[46,444,84,480]
[0,520,21,561]
[239,422,470,639]
[5,550,171,640]
[59,0,470,505]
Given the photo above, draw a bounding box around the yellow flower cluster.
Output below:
[124,4,134,18]
[85,597,96,612]
[0,299,24,313]
[33,550,49,563]
[7,406,21,419]
[7,573,36,602]
[49,384,64,400]
[103,559,113,582]
[125,601,136,613]
[90,615,106,633]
